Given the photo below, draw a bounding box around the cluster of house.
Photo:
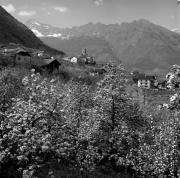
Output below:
[0,44,107,77]
[132,65,180,90]
[63,48,96,65]
[0,44,63,74]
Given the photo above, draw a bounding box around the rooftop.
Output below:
[137,75,156,80]
[31,58,60,67]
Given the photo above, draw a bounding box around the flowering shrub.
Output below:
[0,69,98,177]
[1,66,180,177]
[128,92,180,177]
[81,65,148,176]
[0,70,65,177]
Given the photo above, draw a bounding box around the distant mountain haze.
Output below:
[25,19,180,73]
[42,36,116,63]
[0,7,64,55]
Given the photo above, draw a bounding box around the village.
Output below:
[0,43,107,77]
[0,43,180,91]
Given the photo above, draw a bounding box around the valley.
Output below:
[25,19,180,74]
[1,2,180,178]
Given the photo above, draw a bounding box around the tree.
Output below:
[127,92,180,177]
[0,70,97,177]
[85,65,147,175]
[0,70,67,177]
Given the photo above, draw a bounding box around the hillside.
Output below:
[108,19,180,73]
[0,6,64,55]
[26,19,180,73]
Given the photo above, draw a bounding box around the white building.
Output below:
[138,80,151,89]
[137,76,156,89]
[71,57,78,63]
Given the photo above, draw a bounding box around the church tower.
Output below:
[82,48,87,56]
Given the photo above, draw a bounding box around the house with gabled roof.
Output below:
[1,47,31,66]
[14,49,31,66]
[131,71,157,89]
[32,58,61,74]
[137,75,157,89]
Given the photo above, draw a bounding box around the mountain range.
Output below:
[26,19,180,74]
[0,5,179,74]
[0,6,64,55]
[26,19,116,63]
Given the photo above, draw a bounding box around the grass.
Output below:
[128,84,178,107]
[145,89,177,106]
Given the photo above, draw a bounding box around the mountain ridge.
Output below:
[25,19,180,73]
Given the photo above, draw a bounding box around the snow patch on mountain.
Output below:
[171,28,180,34]
[33,22,41,26]
[32,29,44,37]
[61,35,70,40]
[47,33,62,37]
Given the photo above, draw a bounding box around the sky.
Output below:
[0,0,179,29]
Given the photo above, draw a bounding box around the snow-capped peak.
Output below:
[26,19,71,39]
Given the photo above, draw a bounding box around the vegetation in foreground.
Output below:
[0,65,180,178]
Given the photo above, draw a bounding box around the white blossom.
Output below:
[22,76,29,86]
[170,94,178,103]
[31,69,35,73]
